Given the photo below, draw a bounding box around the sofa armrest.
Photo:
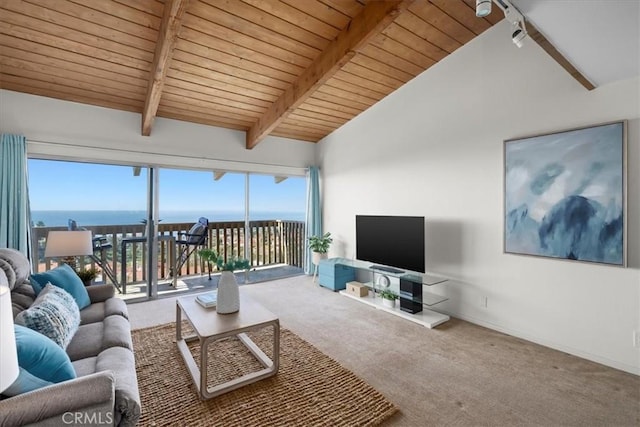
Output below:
[86,284,115,303]
[0,371,115,427]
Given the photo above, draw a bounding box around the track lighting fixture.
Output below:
[476,0,528,48]
[475,0,491,17]
[511,22,526,48]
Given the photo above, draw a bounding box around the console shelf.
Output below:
[339,290,449,329]
[323,258,451,328]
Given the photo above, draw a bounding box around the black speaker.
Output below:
[399,278,422,314]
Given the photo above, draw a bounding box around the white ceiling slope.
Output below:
[512,0,640,87]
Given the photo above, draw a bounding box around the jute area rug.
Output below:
[132,323,398,426]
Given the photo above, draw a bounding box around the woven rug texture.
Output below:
[132,322,398,426]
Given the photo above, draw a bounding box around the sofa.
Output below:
[0,248,140,427]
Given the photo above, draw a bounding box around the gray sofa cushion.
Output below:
[10,283,36,318]
[72,356,98,377]
[81,298,129,325]
[0,258,16,289]
[86,284,117,304]
[66,315,133,361]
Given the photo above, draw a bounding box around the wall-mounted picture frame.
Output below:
[504,121,627,267]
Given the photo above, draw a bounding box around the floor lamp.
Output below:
[0,286,19,393]
[44,230,94,271]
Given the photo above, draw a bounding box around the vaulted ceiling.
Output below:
[0,0,595,148]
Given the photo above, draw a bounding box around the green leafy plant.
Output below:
[216,257,250,272]
[378,289,398,300]
[308,232,333,254]
[198,249,219,280]
[198,248,218,264]
[76,268,98,284]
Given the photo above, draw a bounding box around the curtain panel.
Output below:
[0,134,32,258]
[304,166,322,275]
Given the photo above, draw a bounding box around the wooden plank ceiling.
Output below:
[0,0,504,148]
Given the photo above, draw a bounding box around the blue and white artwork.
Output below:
[504,122,626,266]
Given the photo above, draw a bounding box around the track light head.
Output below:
[511,22,527,48]
[476,0,492,17]
[476,0,528,48]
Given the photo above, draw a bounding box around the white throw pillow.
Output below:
[14,283,81,349]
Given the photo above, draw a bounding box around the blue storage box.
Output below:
[318,258,356,291]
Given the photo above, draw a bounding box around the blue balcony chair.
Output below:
[172,217,209,277]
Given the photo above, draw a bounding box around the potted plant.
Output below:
[308,232,333,266]
[198,248,219,280]
[76,267,98,286]
[378,289,398,308]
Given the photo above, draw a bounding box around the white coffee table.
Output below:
[176,292,280,399]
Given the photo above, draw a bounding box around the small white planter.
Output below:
[217,271,239,314]
[381,298,396,308]
[312,251,327,266]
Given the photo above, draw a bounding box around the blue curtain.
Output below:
[0,134,32,258]
[304,166,322,275]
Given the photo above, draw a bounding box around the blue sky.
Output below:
[28,159,306,213]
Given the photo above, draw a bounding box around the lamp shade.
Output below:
[44,230,93,258]
[0,286,19,393]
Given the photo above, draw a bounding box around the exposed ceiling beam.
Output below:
[245,0,415,149]
[526,21,595,90]
[141,0,190,136]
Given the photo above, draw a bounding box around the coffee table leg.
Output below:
[273,321,280,372]
[176,302,205,397]
[176,302,182,341]
[200,321,280,399]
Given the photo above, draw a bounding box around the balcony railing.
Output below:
[31,220,306,286]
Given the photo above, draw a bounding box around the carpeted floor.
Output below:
[128,275,640,426]
[132,323,397,427]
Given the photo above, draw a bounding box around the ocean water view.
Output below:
[31,210,305,227]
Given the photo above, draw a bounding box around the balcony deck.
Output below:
[120,264,304,301]
[32,219,306,302]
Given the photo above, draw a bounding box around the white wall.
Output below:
[0,90,315,176]
[318,21,640,374]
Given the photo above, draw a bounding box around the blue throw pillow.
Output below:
[3,325,76,397]
[31,263,90,309]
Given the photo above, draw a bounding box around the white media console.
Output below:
[324,258,450,329]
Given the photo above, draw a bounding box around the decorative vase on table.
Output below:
[217,271,239,314]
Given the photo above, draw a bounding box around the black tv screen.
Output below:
[356,215,425,273]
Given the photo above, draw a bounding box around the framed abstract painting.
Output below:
[504,121,627,266]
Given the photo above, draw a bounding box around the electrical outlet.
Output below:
[633,331,640,348]
[480,296,488,308]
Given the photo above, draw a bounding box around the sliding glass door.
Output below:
[28,159,153,301]
[157,168,246,291]
[29,159,307,301]
[247,174,306,281]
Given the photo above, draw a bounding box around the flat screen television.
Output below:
[356,215,425,273]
